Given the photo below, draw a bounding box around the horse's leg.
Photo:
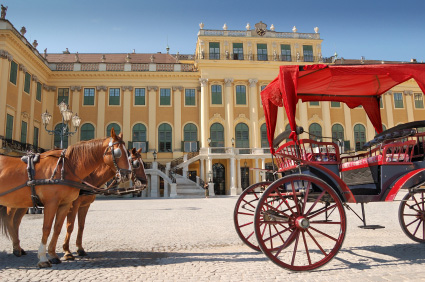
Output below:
[62,199,81,261]
[38,202,59,268]
[47,202,73,264]
[76,204,91,256]
[11,208,28,256]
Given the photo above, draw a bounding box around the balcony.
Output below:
[50,62,197,72]
[199,147,271,157]
[0,136,46,154]
[198,53,323,63]
[198,29,320,40]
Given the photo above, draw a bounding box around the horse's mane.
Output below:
[65,138,105,169]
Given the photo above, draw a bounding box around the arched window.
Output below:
[158,123,172,152]
[354,124,366,151]
[106,123,121,137]
[132,123,146,141]
[210,123,224,147]
[80,123,95,141]
[332,124,344,142]
[309,123,322,141]
[261,123,269,148]
[184,123,198,152]
[54,124,68,148]
[235,123,249,148]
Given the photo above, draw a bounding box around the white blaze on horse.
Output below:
[0,128,132,268]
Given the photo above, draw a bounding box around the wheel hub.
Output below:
[295,216,310,230]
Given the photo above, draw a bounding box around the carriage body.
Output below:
[234,63,425,271]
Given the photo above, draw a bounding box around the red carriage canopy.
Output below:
[261,64,425,153]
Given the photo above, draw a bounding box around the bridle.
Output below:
[103,137,132,183]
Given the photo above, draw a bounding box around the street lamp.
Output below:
[231,137,235,147]
[153,149,157,161]
[42,100,81,149]
[207,137,211,147]
[208,170,213,182]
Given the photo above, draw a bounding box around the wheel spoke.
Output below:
[307,203,338,220]
[302,231,312,265]
[309,226,339,242]
[290,230,301,266]
[412,219,423,237]
[306,228,327,256]
[274,229,298,257]
[406,217,421,228]
[238,212,254,216]
[263,224,293,243]
[238,221,253,228]
[305,190,326,217]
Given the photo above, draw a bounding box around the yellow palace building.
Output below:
[0,17,424,197]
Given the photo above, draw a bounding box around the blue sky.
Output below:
[2,0,424,62]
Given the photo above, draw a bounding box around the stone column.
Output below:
[261,158,266,181]
[385,91,394,128]
[0,51,12,136]
[173,86,183,153]
[224,78,234,147]
[343,104,353,151]
[237,159,242,194]
[148,86,158,152]
[28,76,39,144]
[255,158,259,183]
[122,86,133,142]
[14,64,26,141]
[70,86,81,145]
[170,183,177,197]
[200,78,209,148]
[230,157,236,195]
[150,162,159,197]
[96,86,107,138]
[40,85,56,149]
[405,91,414,122]
[249,79,259,148]
[200,159,204,181]
[321,101,332,138]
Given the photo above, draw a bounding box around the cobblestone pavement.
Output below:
[1,195,425,281]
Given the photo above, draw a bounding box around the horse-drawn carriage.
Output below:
[234,63,425,271]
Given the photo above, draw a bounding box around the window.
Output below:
[21,121,27,143]
[9,61,18,84]
[210,123,224,147]
[309,101,319,106]
[303,45,314,62]
[331,101,340,107]
[309,123,322,141]
[160,88,171,106]
[261,123,269,148]
[209,42,220,60]
[24,72,31,93]
[233,43,243,60]
[36,82,42,102]
[281,44,291,61]
[54,124,68,148]
[236,85,246,105]
[83,88,95,105]
[33,127,39,148]
[132,123,147,152]
[380,97,384,108]
[211,85,222,105]
[235,123,249,151]
[332,124,344,143]
[354,124,366,151]
[135,88,146,105]
[257,44,268,61]
[184,123,198,152]
[109,88,120,105]
[414,93,424,109]
[185,89,196,106]
[106,123,121,136]
[80,123,95,141]
[5,114,13,139]
[158,123,172,152]
[394,92,403,108]
[58,88,69,104]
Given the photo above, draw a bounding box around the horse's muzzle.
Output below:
[117,169,132,183]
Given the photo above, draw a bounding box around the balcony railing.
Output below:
[198,53,322,63]
[199,29,320,40]
[0,136,46,154]
[199,147,271,156]
[51,62,197,72]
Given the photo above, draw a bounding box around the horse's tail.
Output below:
[0,205,10,239]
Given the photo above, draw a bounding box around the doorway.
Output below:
[213,163,225,195]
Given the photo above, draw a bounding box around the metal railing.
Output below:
[0,136,46,154]
[198,53,322,63]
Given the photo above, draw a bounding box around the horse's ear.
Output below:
[118,132,123,140]
[137,148,142,154]
[131,147,137,154]
[110,127,116,138]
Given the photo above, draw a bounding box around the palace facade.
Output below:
[0,18,424,197]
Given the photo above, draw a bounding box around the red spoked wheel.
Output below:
[254,175,346,271]
[234,181,271,251]
[399,191,425,243]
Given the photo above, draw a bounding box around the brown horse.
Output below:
[0,128,131,267]
[62,148,147,260]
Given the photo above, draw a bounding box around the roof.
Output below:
[45,53,186,64]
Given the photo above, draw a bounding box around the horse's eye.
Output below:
[132,160,140,168]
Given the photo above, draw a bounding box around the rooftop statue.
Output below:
[1,5,7,19]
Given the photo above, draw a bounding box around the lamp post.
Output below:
[231,137,235,147]
[153,149,157,162]
[208,170,213,182]
[207,137,211,147]
[41,100,81,149]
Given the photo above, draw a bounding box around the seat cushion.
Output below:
[341,154,409,171]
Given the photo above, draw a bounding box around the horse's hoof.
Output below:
[77,249,88,257]
[37,261,52,268]
[63,253,75,261]
[21,249,27,255]
[49,257,62,264]
[13,249,22,257]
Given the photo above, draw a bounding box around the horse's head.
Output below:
[129,147,147,190]
[103,128,132,183]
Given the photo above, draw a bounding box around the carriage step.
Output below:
[358,225,385,230]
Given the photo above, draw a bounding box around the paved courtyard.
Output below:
[1,195,425,281]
